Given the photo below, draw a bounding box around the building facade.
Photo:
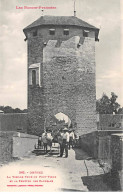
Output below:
[23,15,99,135]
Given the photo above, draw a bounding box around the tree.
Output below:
[109,92,120,114]
[0,106,27,113]
[14,108,22,113]
[117,107,123,114]
[3,106,14,113]
[96,92,120,114]
[22,109,28,113]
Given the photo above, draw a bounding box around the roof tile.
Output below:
[23,15,99,30]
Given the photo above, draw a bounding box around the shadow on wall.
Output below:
[81,172,121,191]
[73,148,122,191]
[73,148,89,160]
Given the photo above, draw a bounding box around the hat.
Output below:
[47,129,52,132]
[63,127,68,131]
[69,130,72,132]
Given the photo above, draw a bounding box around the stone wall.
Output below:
[0,113,27,133]
[0,132,13,163]
[27,34,45,135]
[0,131,38,163]
[13,132,38,158]
[27,25,97,136]
[98,114,123,130]
[80,129,123,188]
[79,131,97,157]
[110,134,123,191]
[80,130,123,159]
[111,134,123,171]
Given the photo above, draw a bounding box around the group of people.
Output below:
[38,127,78,158]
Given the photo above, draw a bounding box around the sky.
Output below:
[0,0,123,109]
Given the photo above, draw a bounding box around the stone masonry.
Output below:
[23,16,99,135]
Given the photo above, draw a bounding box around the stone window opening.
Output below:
[33,30,37,37]
[63,29,69,35]
[62,76,65,80]
[116,123,121,128]
[49,29,55,35]
[109,123,118,128]
[83,30,89,37]
[29,63,41,87]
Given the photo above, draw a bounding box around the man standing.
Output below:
[42,131,48,153]
[38,135,42,149]
[57,129,63,157]
[69,130,75,149]
[46,129,53,153]
[60,127,69,158]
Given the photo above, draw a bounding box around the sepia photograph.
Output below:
[0,0,123,192]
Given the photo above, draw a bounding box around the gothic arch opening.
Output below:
[44,112,71,130]
[44,112,72,142]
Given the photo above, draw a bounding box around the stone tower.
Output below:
[23,15,99,136]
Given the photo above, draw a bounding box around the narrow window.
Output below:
[49,29,55,35]
[32,70,36,85]
[63,29,69,35]
[33,30,37,37]
[109,123,111,127]
[112,123,115,127]
[29,63,41,86]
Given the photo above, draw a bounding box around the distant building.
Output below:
[97,114,123,130]
[23,15,100,135]
[0,110,4,114]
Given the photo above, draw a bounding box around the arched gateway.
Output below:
[23,15,99,136]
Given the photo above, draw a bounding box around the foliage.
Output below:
[117,107,123,114]
[96,92,120,114]
[0,106,27,113]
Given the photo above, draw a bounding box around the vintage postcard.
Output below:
[0,0,122,192]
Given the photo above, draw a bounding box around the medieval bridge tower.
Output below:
[23,15,99,136]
